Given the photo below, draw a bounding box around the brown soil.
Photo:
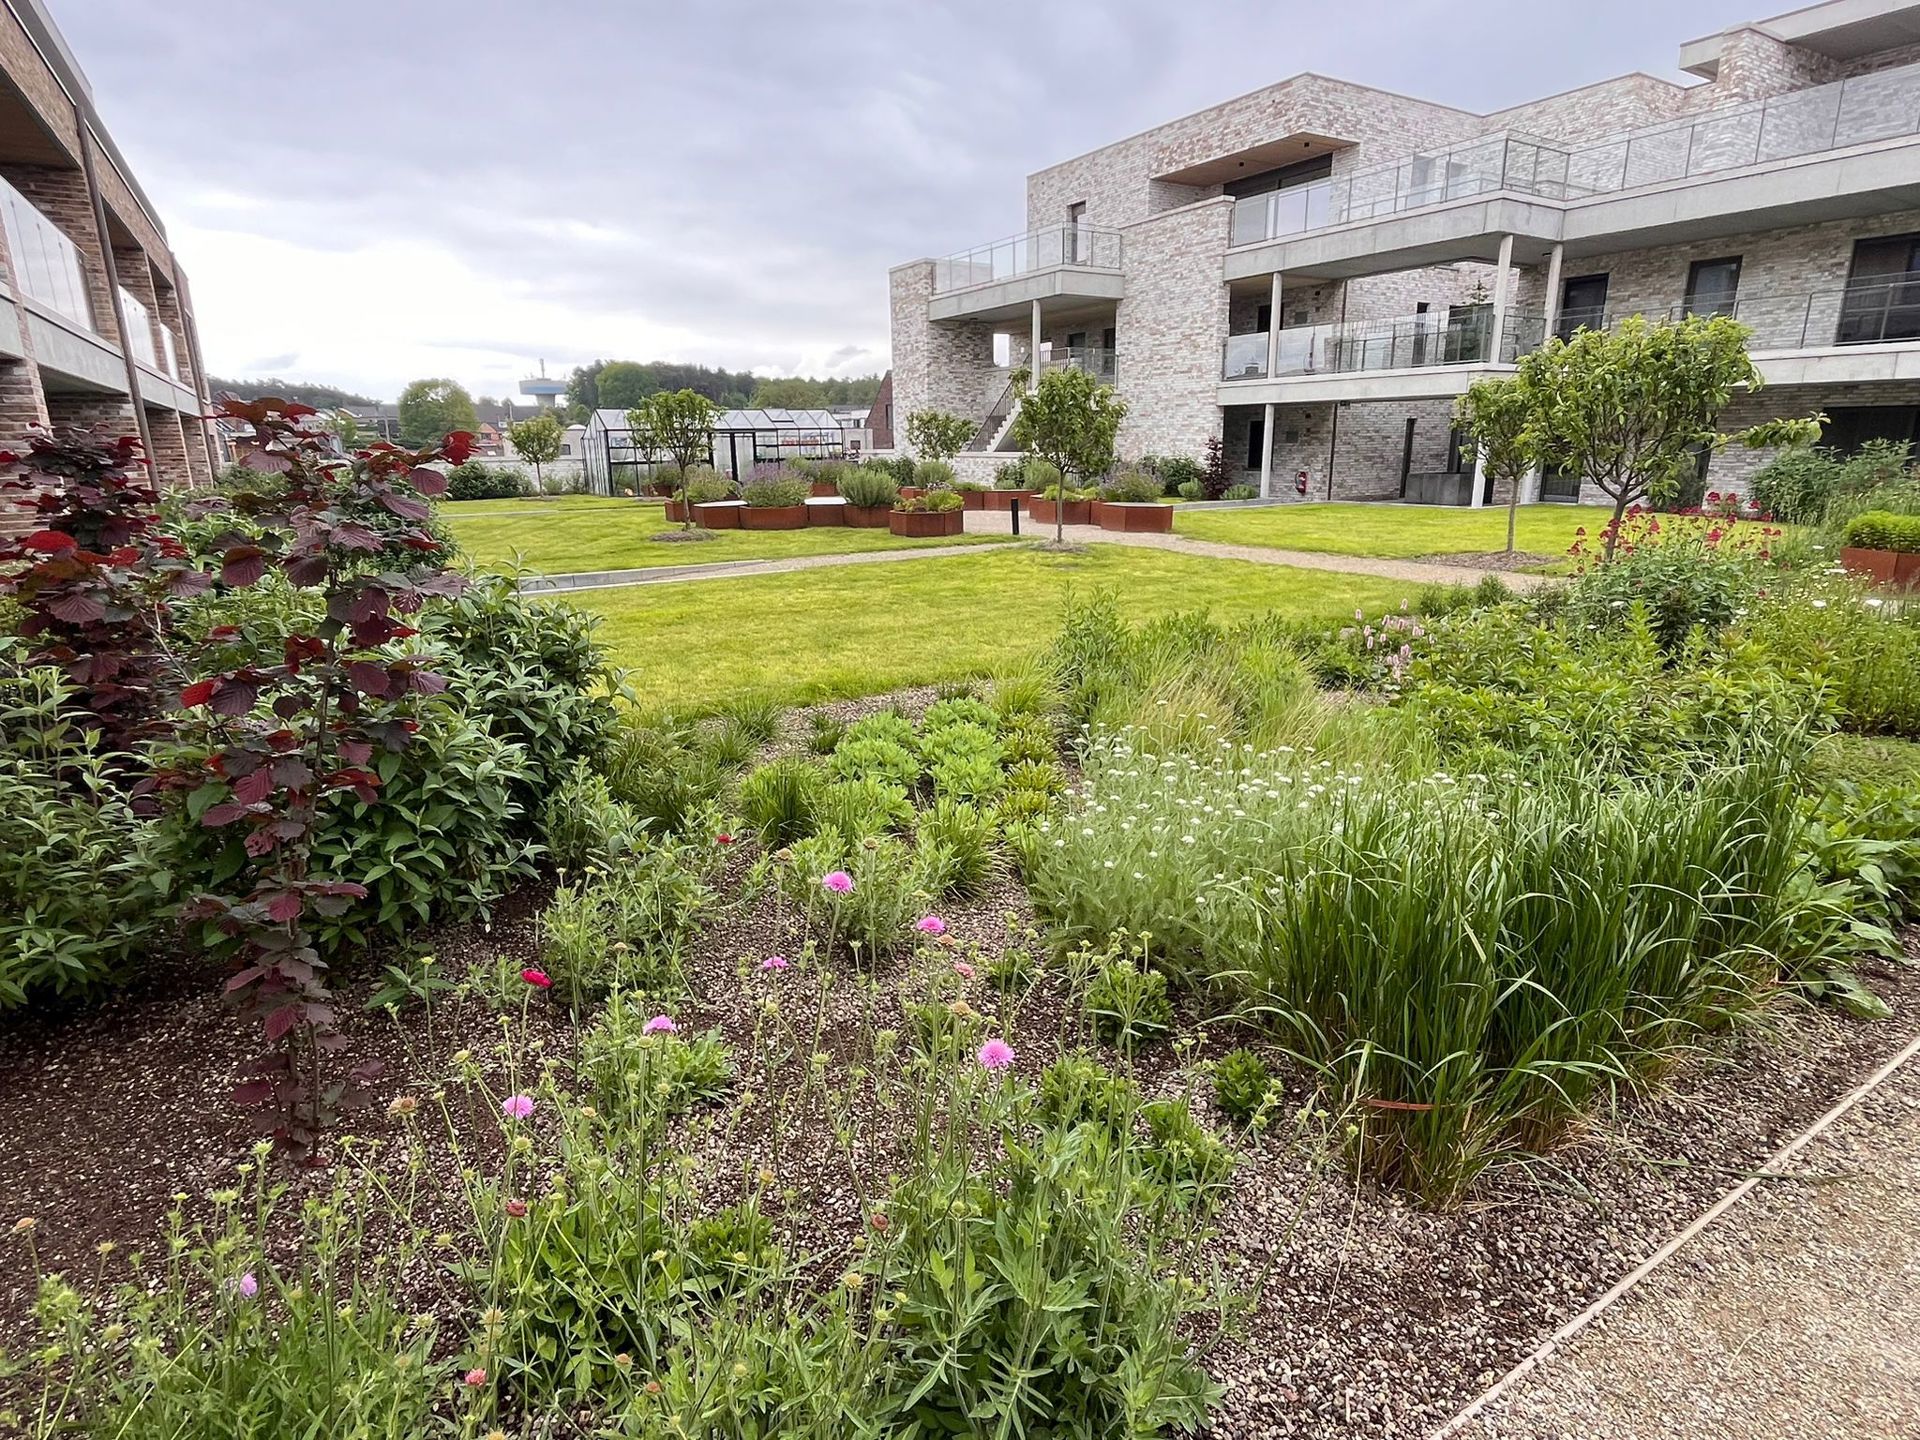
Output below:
[1415,549,1562,573]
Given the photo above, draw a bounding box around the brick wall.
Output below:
[5,165,114,336]
[1486,73,1692,142]
[1228,397,1460,501]
[143,405,190,482]
[886,260,1000,455]
[1112,199,1233,460]
[46,393,137,433]
[1696,29,1843,106]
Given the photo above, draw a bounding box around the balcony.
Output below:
[1228,58,1920,249]
[934,222,1123,295]
[1223,306,1545,382]
[1044,345,1117,385]
[118,285,157,369]
[0,175,94,332]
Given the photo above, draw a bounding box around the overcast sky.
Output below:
[58,0,1759,401]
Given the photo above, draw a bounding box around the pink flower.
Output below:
[915,915,947,936]
[230,1271,258,1298]
[643,1015,678,1035]
[760,954,789,971]
[505,1199,529,1218]
[501,1094,535,1120]
[520,967,552,989]
[464,1368,488,1388]
[822,870,854,895]
[977,1038,1015,1071]
[952,961,975,979]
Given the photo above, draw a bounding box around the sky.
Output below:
[57,0,1763,402]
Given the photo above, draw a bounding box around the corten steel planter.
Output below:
[740,504,809,530]
[960,488,988,511]
[804,497,846,526]
[809,481,839,497]
[889,509,964,538]
[984,489,1035,512]
[898,486,925,500]
[692,500,744,529]
[663,499,690,523]
[1840,546,1920,590]
[1094,501,1173,533]
[843,504,892,528]
[1029,498,1092,526]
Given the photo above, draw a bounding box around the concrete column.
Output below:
[1264,271,1283,377]
[1487,233,1514,366]
[1258,402,1274,496]
[1520,241,1566,506]
[1028,300,1041,394]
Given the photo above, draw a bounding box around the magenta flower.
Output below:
[231,1271,258,1299]
[501,1094,535,1120]
[952,961,975,979]
[643,1015,678,1035]
[822,870,854,895]
[915,914,947,936]
[760,954,789,971]
[977,1038,1015,1071]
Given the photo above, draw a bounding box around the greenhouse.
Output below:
[579,406,848,494]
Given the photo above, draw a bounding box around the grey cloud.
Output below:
[61,0,1762,397]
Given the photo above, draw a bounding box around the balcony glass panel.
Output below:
[1221,332,1268,380]
[1222,308,1546,380]
[0,177,93,331]
[160,326,180,380]
[932,222,1123,295]
[118,285,157,367]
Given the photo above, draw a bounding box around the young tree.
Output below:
[396,377,478,448]
[904,409,975,464]
[1515,314,1819,556]
[628,389,720,528]
[1009,366,1129,545]
[508,412,565,493]
[1454,378,1540,556]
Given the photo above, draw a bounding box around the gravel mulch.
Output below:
[1413,549,1563,574]
[3,837,1916,1437]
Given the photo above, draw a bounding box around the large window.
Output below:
[1684,256,1742,317]
[1557,273,1609,340]
[1838,233,1920,344]
[1822,405,1920,453]
[1224,152,1333,199]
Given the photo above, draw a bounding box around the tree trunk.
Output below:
[1603,491,1629,559]
[1506,473,1519,556]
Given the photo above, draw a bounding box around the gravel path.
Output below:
[1452,1051,1920,1440]
[521,519,1556,593]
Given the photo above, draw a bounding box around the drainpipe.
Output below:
[74,104,158,486]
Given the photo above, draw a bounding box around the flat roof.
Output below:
[1680,0,1920,76]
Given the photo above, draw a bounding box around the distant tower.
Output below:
[519,358,567,409]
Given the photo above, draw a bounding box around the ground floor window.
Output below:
[1246,413,1265,469]
[1821,405,1920,453]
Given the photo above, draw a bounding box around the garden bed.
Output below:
[1095,499,1174,533]
[3,773,1915,1438]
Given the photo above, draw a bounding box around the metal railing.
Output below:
[1229,56,1920,247]
[0,175,93,332]
[1552,275,1920,350]
[1222,307,1547,380]
[966,377,1019,451]
[1044,345,1118,384]
[933,222,1123,295]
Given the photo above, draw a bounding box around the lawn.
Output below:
[1175,501,1615,560]
[443,496,1007,575]
[559,543,1411,711]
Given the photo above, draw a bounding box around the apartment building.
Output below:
[889,0,1920,504]
[0,0,214,489]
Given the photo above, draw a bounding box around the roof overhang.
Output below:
[1152,132,1351,188]
[1681,0,1920,78]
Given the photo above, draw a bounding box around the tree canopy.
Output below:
[1454,378,1539,555]
[208,376,380,410]
[508,413,565,490]
[628,390,720,529]
[905,410,975,464]
[565,357,882,420]
[396,378,479,448]
[1009,367,1128,543]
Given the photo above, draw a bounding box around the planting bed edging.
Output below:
[739,504,809,531]
[1840,545,1920,591]
[889,509,964,538]
[1095,500,1174,533]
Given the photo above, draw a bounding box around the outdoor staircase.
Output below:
[965,378,1022,452]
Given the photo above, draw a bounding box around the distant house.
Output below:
[864,372,894,450]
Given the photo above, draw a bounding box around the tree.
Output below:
[508,412,565,493]
[1513,314,1819,557]
[752,376,823,410]
[905,409,975,465]
[597,361,656,411]
[396,377,478,448]
[208,376,380,409]
[1009,366,1128,545]
[1454,378,1540,556]
[627,389,719,529]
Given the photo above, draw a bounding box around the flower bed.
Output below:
[889,508,964,538]
[1841,510,1920,590]
[1093,500,1173,533]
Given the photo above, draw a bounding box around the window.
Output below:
[1558,273,1609,340]
[1684,256,1742,318]
[1838,233,1920,344]
[1223,152,1333,199]
[1822,405,1920,453]
[1067,201,1087,263]
[1256,302,1272,333]
[1246,413,1266,469]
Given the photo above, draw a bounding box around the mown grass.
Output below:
[444,498,1007,576]
[1175,501,1615,560]
[558,544,1409,712]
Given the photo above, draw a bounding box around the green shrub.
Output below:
[1141,1098,1237,1211]
[913,798,1000,897]
[1083,949,1173,1052]
[1222,483,1258,501]
[542,762,646,869]
[1750,448,1841,524]
[445,459,528,500]
[894,489,963,514]
[920,721,1006,802]
[814,775,914,841]
[1566,523,1775,652]
[537,845,710,1002]
[1747,580,1920,738]
[1176,479,1204,500]
[1843,509,1920,553]
[1038,1053,1140,1134]
[740,469,809,507]
[1100,466,1164,504]
[993,460,1029,490]
[829,733,921,790]
[738,756,824,844]
[844,709,917,749]
[920,694,999,735]
[684,469,736,504]
[836,465,898,508]
[603,720,727,834]
[913,459,956,488]
[1211,1048,1275,1128]
[580,993,732,1133]
[1156,456,1205,494]
[0,669,169,1008]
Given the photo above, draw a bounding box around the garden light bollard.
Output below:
[1010,497,1020,536]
